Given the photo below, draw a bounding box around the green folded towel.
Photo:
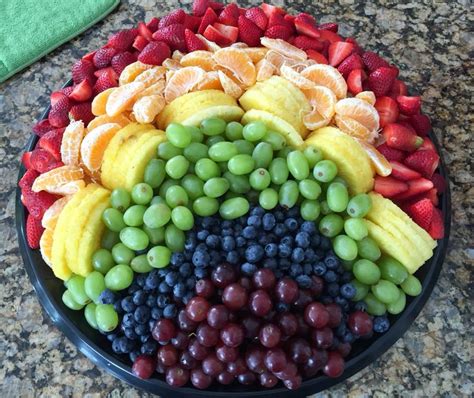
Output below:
[0,0,120,82]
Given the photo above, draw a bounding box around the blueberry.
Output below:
[262,213,276,231]
[136,274,147,287]
[284,218,298,231]
[122,313,135,328]
[263,258,278,269]
[304,248,316,262]
[341,271,353,283]
[250,206,265,217]
[134,305,151,324]
[354,301,368,312]
[141,340,158,355]
[301,221,316,233]
[295,231,310,248]
[278,244,292,258]
[273,223,287,237]
[241,262,257,276]
[296,274,312,289]
[222,236,236,251]
[242,226,257,239]
[201,216,215,229]
[156,295,170,308]
[163,304,178,319]
[99,289,116,304]
[236,236,246,247]
[320,295,333,304]
[111,337,122,353]
[290,264,303,277]
[336,322,347,337]
[233,225,243,236]
[280,236,294,246]
[291,247,305,263]
[158,281,171,294]
[265,243,278,257]
[170,252,185,266]
[327,283,340,297]
[165,271,178,287]
[373,316,390,333]
[182,291,194,304]
[120,337,136,354]
[278,258,290,270]
[107,332,118,342]
[192,250,210,267]
[194,267,207,279]
[196,229,209,241]
[313,262,327,276]
[226,250,239,264]
[146,294,157,308]
[222,228,233,236]
[258,234,273,246]
[151,307,163,320]
[287,207,299,217]
[173,283,186,298]
[124,327,138,340]
[185,236,197,251]
[141,333,151,343]
[324,254,340,269]
[275,302,290,312]
[314,249,325,260]
[114,299,124,314]
[132,290,147,306]
[340,283,356,299]
[129,350,141,362]
[222,220,233,229]
[274,210,285,221]
[245,244,264,263]
[323,270,338,283]
[128,284,141,295]
[311,234,321,247]
[342,331,355,343]
[145,273,159,290]
[135,323,148,336]
[179,263,192,278]
[121,296,136,313]
[320,236,332,250]
[334,296,349,311]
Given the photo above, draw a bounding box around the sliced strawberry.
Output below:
[19,169,39,189]
[69,79,93,102]
[376,143,405,162]
[347,69,367,95]
[318,29,342,43]
[93,68,118,95]
[368,67,399,97]
[267,12,293,30]
[213,23,239,44]
[389,161,421,181]
[71,59,95,84]
[408,114,431,137]
[402,188,439,207]
[137,22,153,41]
[361,51,390,72]
[111,51,136,75]
[265,25,293,41]
[260,3,286,19]
[388,79,407,97]
[133,36,149,52]
[197,7,218,34]
[328,41,354,67]
[428,207,444,239]
[293,35,324,51]
[203,25,233,46]
[383,123,423,152]
[392,178,434,201]
[374,176,408,198]
[146,17,160,32]
[245,7,268,30]
[404,149,439,178]
[306,49,328,64]
[48,95,71,128]
[238,16,263,47]
[294,15,320,39]
[23,187,57,220]
[81,50,96,62]
[30,148,57,173]
[374,96,399,127]
[209,1,224,13]
[192,0,209,16]
[94,67,118,79]
[61,86,74,96]
[184,14,202,31]
[318,23,338,32]
[419,137,436,152]
[431,173,447,194]
[152,24,186,52]
[396,95,421,115]
[32,119,53,137]
[107,29,137,51]
[284,14,296,25]
[184,29,207,52]
[218,3,240,26]
[337,53,363,77]
[38,128,64,161]
[159,9,186,29]
[69,102,94,125]
[21,151,33,169]
[50,91,67,107]
[345,37,363,55]
[26,214,44,249]
[406,198,434,230]
[93,47,117,69]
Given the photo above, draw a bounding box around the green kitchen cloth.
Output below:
[0,0,120,83]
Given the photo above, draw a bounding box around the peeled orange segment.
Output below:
[119,61,152,86]
[133,95,166,124]
[134,66,166,87]
[40,228,54,267]
[335,97,380,133]
[280,65,315,90]
[356,91,376,106]
[172,50,185,61]
[231,42,248,49]
[213,47,257,88]
[301,64,348,99]
[256,59,275,81]
[163,58,183,71]
[53,179,86,195]
[32,164,84,194]
[217,71,243,99]
[61,120,85,166]
[42,196,71,230]
[80,123,122,172]
[195,71,222,90]
[335,114,374,142]
[359,141,393,176]
[92,88,115,116]
[164,66,206,103]
[303,111,331,130]
[196,34,221,52]
[260,37,307,61]
[106,81,146,117]
[180,51,217,71]
[243,47,268,63]
[265,50,299,71]
[137,80,166,99]
[303,86,337,120]
[87,113,130,130]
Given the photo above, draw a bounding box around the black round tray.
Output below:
[16,90,451,397]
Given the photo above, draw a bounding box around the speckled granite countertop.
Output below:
[0,1,472,397]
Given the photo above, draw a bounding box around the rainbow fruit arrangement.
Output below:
[18,0,447,391]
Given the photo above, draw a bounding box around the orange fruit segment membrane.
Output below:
[301,64,348,99]
[196,34,221,52]
[137,80,166,98]
[217,71,243,99]
[359,141,393,176]
[335,114,373,142]
[180,51,217,71]
[40,227,54,267]
[243,47,268,63]
[196,71,222,90]
[133,95,166,123]
[80,123,122,172]
[32,165,84,194]
[256,59,275,82]
[119,61,152,86]
[303,110,331,130]
[163,59,183,71]
[264,50,299,71]
[87,114,130,131]
[303,86,337,120]
[356,91,376,106]
[335,98,380,133]
[213,48,256,87]
[106,82,146,117]
[260,37,307,61]
[172,50,185,61]
[164,66,206,103]
[41,195,71,230]
[280,65,315,90]
[92,88,114,116]
[134,66,166,87]
[61,120,85,166]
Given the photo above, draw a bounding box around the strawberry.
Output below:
[203,25,232,46]
[419,137,436,152]
[294,15,320,39]
[137,22,154,41]
[408,114,431,137]
[159,9,186,29]
[295,13,316,25]
[404,149,439,178]
[293,35,324,51]
[328,41,354,67]
[345,37,363,55]
[197,7,218,34]
[146,17,160,32]
[38,128,64,161]
[245,7,268,31]
[107,29,137,51]
[397,95,421,115]
[238,16,263,47]
[21,151,33,169]
[431,173,447,194]
[184,29,207,52]
[48,95,71,127]
[69,79,93,102]
[402,188,439,207]
[388,79,407,97]
[133,36,149,52]
[361,51,390,72]
[318,29,342,44]
[392,178,434,201]
[374,176,408,198]
[19,169,39,189]
[306,49,328,64]
[30,148,57,173]
[284,14,296,25]
[337,53,363,77]
[347,69,367,95]
[193,0,209,17]
[406,198,434,230]
[213,23,239,44]
[209,1,224,13]
[218,3,240,26]
[94,67,118,79]
[32,119,53,137]
[23,187,57,220]
[93,68,118,95]
[428,207,444,239]
[260,3,286,19]
[111,51,136,75]
[267,12,292,29]
[69,102,94,125]
[93,47,117,69]
[26,214,44,249]
[376,143,405,162]
[318,23,338,32]
[265,25,293,41]
[81,50,96,62]
[368,67,399,97]
[60,86,74,97]
[374,96,399,127]
[71,59,95,84]
[383,123,423,152]
[152,24,186,52]
[389,161,421,181]
[50,91,67,107]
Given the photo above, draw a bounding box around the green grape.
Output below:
[101,230,120,251]
[165,185,189,208]
[219,197,250,220]
[228,154,255,175]
[195,158,220,180]
[319,214,344,237]
[201,118,227,136]
[372,280,400,304]
[62,290,84,310]
[233,139,255,155]
[102,208,126,232]
[320,200,332,215]
[158,179,180,198]
[144,159,166,189]
[364,293,387,316]
[264,131,286,150]
[378,256,408,285]
[357,237,382,261]
[269,158,289,185]
[143,225,165,245]
[67,275,90,305]
[252,142,273,169]
[187,126,203,143]
[105,264,133,291]
[333,235,358,261]
[277,147,292,158]
[287,150,310,180]
[279,180,299,209]
[225,121,244,141]
[193,196,219,216]
[95,304,118,332]
[259,188,279,210]
[224,171,250,194]
[151,195,166,205]
[327,182,349,212]
[208,142,238,162]
[92,249,114,274]
[131,254,153,273]
[165,224,185,252]
[131,183,153,205]
[344,218,368,241]
[303,146,323,167]
[332,176,348,187]
[110,188,131,212]
[120,227,149,251]
[387,290,406,314]
[157,141,182,160]
[400,275,422,296]
[300,200,321,221]
[123,205,146,227]
[111,243,134,265]
[218,161,228,173]
[84,271,106,303]
[249,168,271,190]
[353,259,381,285]
[165,155,189,180]
[181,174,205,200]
[143,203,171,229]
[351,279,369,301]
[171,206,194,230]
[147,246,171,268]
[84,303,98,329]
[166,123,192,148]
[243,121,267,141]
[203,177,230,198]
[183,142,208,163]
[313,160,338,183]
[347,193,372,218]
[299,179,322,200]
[206,135,225,146]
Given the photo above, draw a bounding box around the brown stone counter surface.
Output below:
[0,1,472,397]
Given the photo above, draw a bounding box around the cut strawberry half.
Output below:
[48,95,71,128]
[376,143,405,162]
[260,3,286,19]
[368,66,399,97]
[419,137,436,152]
[218,3,240,26]
[138,41,171,66]
[238,16,263,47]
[69,102,94,125]
[159,9,186,29]
[347,69,367,95]
[374,175,408,198]
[69,79,93,102]
[93,68,118,95]
[431,173,447,194]
[38,128,64,161]
[388,79,408,97]
[408,114,432,137]
[245,7,268,31]
[111,52,136,76]
[107,29,137,51]
[21,151,33,169]
[294,15,320,39]
[361,51,390,72]
[318,29,342,43]
[374,96,399,127]
[328,41,354,67]
[392,178,434,201]
[137,21,154,41]
[19,169,39,189]
[81,50,96,62]
[133,35,149,52]
[30,148,57,173]
[293,35,324,51]
[265,25,293,41]
[204,25,233,46]
[93,47,117,69]
[213,23,239,44]
[318,22,338,32]
[71,59,95,84]
[428,207,444,239]
[383,123,423,152]
[50,91,67,107]
[32,119,53,137]
[193,0,209,17]
[389,161,422,181]
[26,213,44,249]
[146,17,160,32]
[267,12,292,30]
[406,198,434,230]
[404,149,440,178]
[306,49,328,64]
[337,53,363,77]
[184,14,202,31]
[198,7,218,34]
[152,24,187,52]
[185,29,207,52]
[397,95,421,115]
[94,67,119,80]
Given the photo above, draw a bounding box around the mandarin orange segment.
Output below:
[195,71,222,90]
[356,91,376,106]
[40,228,54,267]
[335,98,380,133]
[303,110,331,130]
[32,165,84,194]
[91,88,115,116]
[87,114,130,130]
[134,66,166,87]
[280,65,315,90]
[164,66,206,103]
[163,58,183,70]
[180,51,217,71]
[42,196,71,230]
[80,123,122,172]
[303,86,337,120]
[231,42,248,49]
[196,34,221,52]
[260,37,307,61]
[335,114,374,142]
[256,59,275,82]
[106,82,146,117]
[172,50,185,61]
[243,47,268,63]
[119,61,152,85]
[217,71,243,99]
[359,141,393,176]
[137,80,166,99]
[133,95,166,123]
[301,64,348,99]
[264,50,300,72]
[291,60,316,73]
[53,179,86,195]
[61,120,85,165]
[213,48,256,87]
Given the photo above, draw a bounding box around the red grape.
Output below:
[239,276,252,290]
[188,337,210,360]
[253,268,276,290]
[264,347,287,372]
[217,371,234,385]
[202,353,224,377]
[157,344,178,367]
[249,289,272,316]
[277,312,298,336]
[242,315,261,339]
[171,331,189,350]
[179,350,198,370]
[186,296,210,322]
[275,278,299,304]
[216,343,238,362]
[222,283,248,310]
[207,304,229,329]
[337,342,352,358]
[166,366,189,387]
[132,355,156,379]
[323,351,345,378]
[195,278,215,298]
[211,263,237,288]
[348,310,373,336]
[274,361,297,380]
[294,289,312,308]
[259,323,281,348]
[310,275,324,296]
[304,302,329,329]
[227,357,247,376]
[178,309,198,332]
[260,371,278,388]
[283,375,302,390]
[312,327,334,349]
[326,303,342,328]
[191,368,213,389]
[152,319,177,343]
[220,323,244,347]
[288,337,312,364]
[245,345,266,373]
[302,348,326,378]
[238,371,256,385]
[196,323,219,347]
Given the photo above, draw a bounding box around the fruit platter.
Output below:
[16,1,450,396]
